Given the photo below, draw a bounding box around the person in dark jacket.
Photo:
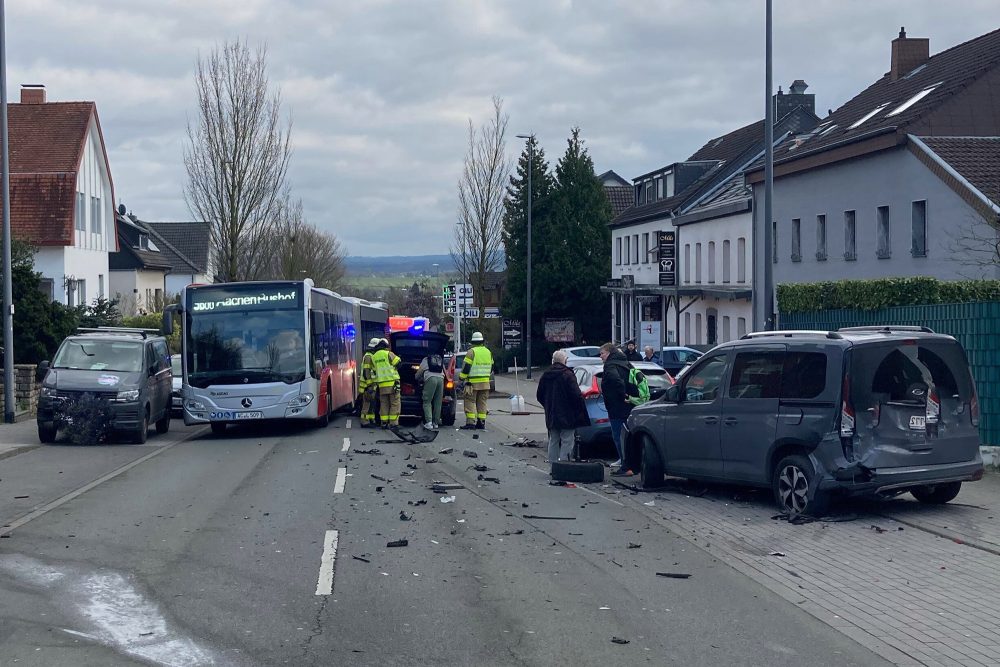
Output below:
[600,342,639,474]
[536,350,591,467]
[623,340,642,362]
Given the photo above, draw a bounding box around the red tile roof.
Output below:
[2,101,115,247]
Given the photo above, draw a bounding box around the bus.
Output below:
[165,280,387,434]
[342,296,391,394]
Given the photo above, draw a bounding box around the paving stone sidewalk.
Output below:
[0,420,40,461]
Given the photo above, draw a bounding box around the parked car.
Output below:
[170,355,183,417]
[391,330,456,425]
[574,361,674,454]
[659,346,703,375]
[36,328,173,444]
[626,327,985,515]
[559,345,604,368]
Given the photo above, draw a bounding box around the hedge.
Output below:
[778,277,1000,313]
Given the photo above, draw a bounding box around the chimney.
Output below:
[773,80,815,120]
[20,84,46,104]
[891,27,930,81]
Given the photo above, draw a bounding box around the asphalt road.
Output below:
[0,415,889,666]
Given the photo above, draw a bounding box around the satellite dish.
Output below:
[118,203,127,215]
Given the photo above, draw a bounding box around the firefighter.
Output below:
[459,331,493,430]
[358,337,379,427]
[371,337,401,428]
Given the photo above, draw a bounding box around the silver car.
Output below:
[558,346,603,368]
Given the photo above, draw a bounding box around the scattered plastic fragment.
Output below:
[611,637,630,645]
[463,450,479,459]
[399,511,411,521]
[352,555,371,563]
[477,474,501,484]
[407,499,428,506]
[438,448,454,455]
[628,542,642,549]
[354,448,382,455]
[643,501,655,507]
[523,514,576,520]
[386,539,408,548]
[769,551,786,558]
[656,572,692,579]
[440,496,456,504]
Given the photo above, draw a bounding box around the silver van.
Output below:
[36,328,173,444]
[626,327,984,515]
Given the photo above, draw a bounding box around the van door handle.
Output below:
[723,417,738,426]
[703,416,719,425]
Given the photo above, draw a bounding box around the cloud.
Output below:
[6,0,1000,257]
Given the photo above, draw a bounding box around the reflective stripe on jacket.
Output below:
[460,345,493,383]
[371,349,400,387]
[359,352,375,390]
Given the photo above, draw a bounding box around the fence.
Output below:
[782,302,1000,447]
[0,365,39,419]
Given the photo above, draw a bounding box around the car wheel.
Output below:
[318,387,331,427]
[773,454,828,516]
[132,408,149,444]
[210,422,227,436]
[639,436,665,489]
[37,421,57,444]
[155,411,170,434]
[442,405,456,426]
[911,482,962,504]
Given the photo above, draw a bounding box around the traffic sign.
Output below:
[658,229,677,286]
[483,307,500,319]
[502,318,522,348]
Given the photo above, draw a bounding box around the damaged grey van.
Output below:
[626,327,984,515]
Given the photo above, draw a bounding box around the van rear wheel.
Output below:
[773,454,828,516]
[639,437,665,489]
[911,482,962,504]
[155,412,170,434]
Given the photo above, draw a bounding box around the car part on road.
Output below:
[610,637,630,645]
[352,555,371,563]
[655,572,692,579]
[550,460,604,483]
[477,474,501,484]
[463,450,479,458]
[354,448,383,455]
[522,514,576,520]
[440,496,456,503]
[386,539,408,547]
[431,482,463,492]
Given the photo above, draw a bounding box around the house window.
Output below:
[644,181,653,203]
[707,241,716,283]
[624,236,630,265]
[771,220,778,263]
[154,288,163,308]
[844,210,857,260]
[722,316,731,342]
[737,237,746,282]
[684,312,691,344]
[791,219,801,262]
[39,279,54,301]
[912,200,927,257]
[90,196,101,234]
[816,215,827,260]
[722,240,731,283]
[684,244,691,283]
[632,234,639,264]
[656,178,664,199]
[146,289,153,307]
[642,233,649,264]
[695,243,702,283]
[695,313,703,345]
[98,275,104,298]
[634,185,642,205]
[737,317,747,338]
[75,192,86,231]
[616,237,622,265]
[876,206,891,258]
[77,280,86,307]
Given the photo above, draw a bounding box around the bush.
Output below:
[778,277,1000,313]
[62,393,113,445]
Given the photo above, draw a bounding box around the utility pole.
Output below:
[516,134,534,379]
[762,0,775,331]
[1,0,15,423]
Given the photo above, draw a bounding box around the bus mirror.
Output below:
[162,304,179,336]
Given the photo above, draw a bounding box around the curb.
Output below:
[0,444,40,462]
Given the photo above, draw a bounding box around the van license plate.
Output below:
[909,415,926,430]
[236,411,264,420]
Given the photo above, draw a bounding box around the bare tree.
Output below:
[183,39,292,282]
[268,197,347,290]
[949,212,1000,279]
[450,96,510,321]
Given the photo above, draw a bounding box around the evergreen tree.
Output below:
[501,137,554,342]
[539,128,612,341]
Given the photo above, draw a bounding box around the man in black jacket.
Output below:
[623,340,642,362]
[600,342,638,474]
[536,350,591,468]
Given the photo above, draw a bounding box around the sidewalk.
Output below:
[0,420,40,461]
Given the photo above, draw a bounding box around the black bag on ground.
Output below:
[550,460,605,483]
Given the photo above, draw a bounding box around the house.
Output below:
[746,28,1000,328]
[108,212,171,315]
[605,85,819,347]
[140,220,214,294]
[598,170,634,219]
[6,85,117,306]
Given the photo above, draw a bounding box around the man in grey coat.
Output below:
[536,350,591,467]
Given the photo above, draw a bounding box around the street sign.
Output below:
[483,306,500,319]
[460,307,479,318]
[658,229,677,286]
[502,318,522,349]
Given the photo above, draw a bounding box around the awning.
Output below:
[601,284,752,301]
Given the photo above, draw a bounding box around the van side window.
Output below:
[683,354,727,402]
[154,340,170,370]
[781,352,826,399]
[728,351,783,399]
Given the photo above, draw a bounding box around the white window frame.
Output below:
[816,214,827,261]
[722,239,731,283]
[876,206,891,258]
[695,242,702,283]
[737,237,746,283]
[707,241,716,284]
[844,210,857,261]
[911,200,927,257]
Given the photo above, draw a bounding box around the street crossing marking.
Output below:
[334,468,347,494]
[342,437,351,453]
[346,419,352,429]
[315,529,339,595]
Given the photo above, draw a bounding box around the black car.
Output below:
[390,330,456,426]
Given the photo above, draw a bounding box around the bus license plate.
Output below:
[236,411,264,420]
[909,415,926,430]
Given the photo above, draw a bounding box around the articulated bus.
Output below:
[165,280,387,433]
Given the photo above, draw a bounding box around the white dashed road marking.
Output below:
[334,468,347,494]
[346,419,352,429]
[315,530,339,595]
[341,437,351,453]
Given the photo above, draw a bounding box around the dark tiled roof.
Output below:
[694,172,750,211]
[604,185,633,218]
[766,28,1000,167]
[688,119,765,163]
[597,170,630,187]
[610,166,722,227]
[482,270,506,290]
[918,136,1000,207]
[143,221,211,273]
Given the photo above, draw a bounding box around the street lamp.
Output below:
[515,134,533,379]
[1,0,15,423]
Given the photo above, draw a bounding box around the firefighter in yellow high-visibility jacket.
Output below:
[358,337,379,427]
[370,338,401,428]
[459,331,493,430]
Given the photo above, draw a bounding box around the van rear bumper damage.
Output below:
[821,458,985,495]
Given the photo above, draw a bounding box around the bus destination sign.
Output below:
[190,286,302,312]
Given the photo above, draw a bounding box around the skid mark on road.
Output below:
[315,530,339,595]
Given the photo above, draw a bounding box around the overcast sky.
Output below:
[7,1,1000,256]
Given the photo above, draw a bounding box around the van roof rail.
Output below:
[77,326,160,339]
[741,330,843,340]
[837,325,935,334]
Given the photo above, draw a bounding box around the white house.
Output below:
[8,85,116,306]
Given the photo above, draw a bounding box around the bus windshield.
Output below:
[185,284,307,387]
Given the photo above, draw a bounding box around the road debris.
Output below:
[438,448,454,455]
[769,551,786,558]
[406,463,419,470]
[463,450,479,459]
[352,555,371,563]
[407,499,428,506]
[386,539,409,548]
[643,500,655,507]
[549,481,577,488]
[426,458,439,464]
[656,572,692,579]
[628,542,642,549]
[431,482,463,492]
[499,529,524,536]
[870,525,887,534]
[399,511,412,521]
[440,496,457,504]
[523,514,576,520]
[353,448,382,455]
[371,474,392,482]
[400,471,414,477]
[611,637,630,645]
[509,437,540,448]
[477,474,501,484]
[471,464,490,472]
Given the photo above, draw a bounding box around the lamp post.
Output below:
[1,0,15,423]
[515,134,533,379]
[762,0,775,330]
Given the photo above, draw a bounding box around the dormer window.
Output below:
[644,181,653,203]
[139,234,149,250]
[886,83,941,117]
[848,103,891,129]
